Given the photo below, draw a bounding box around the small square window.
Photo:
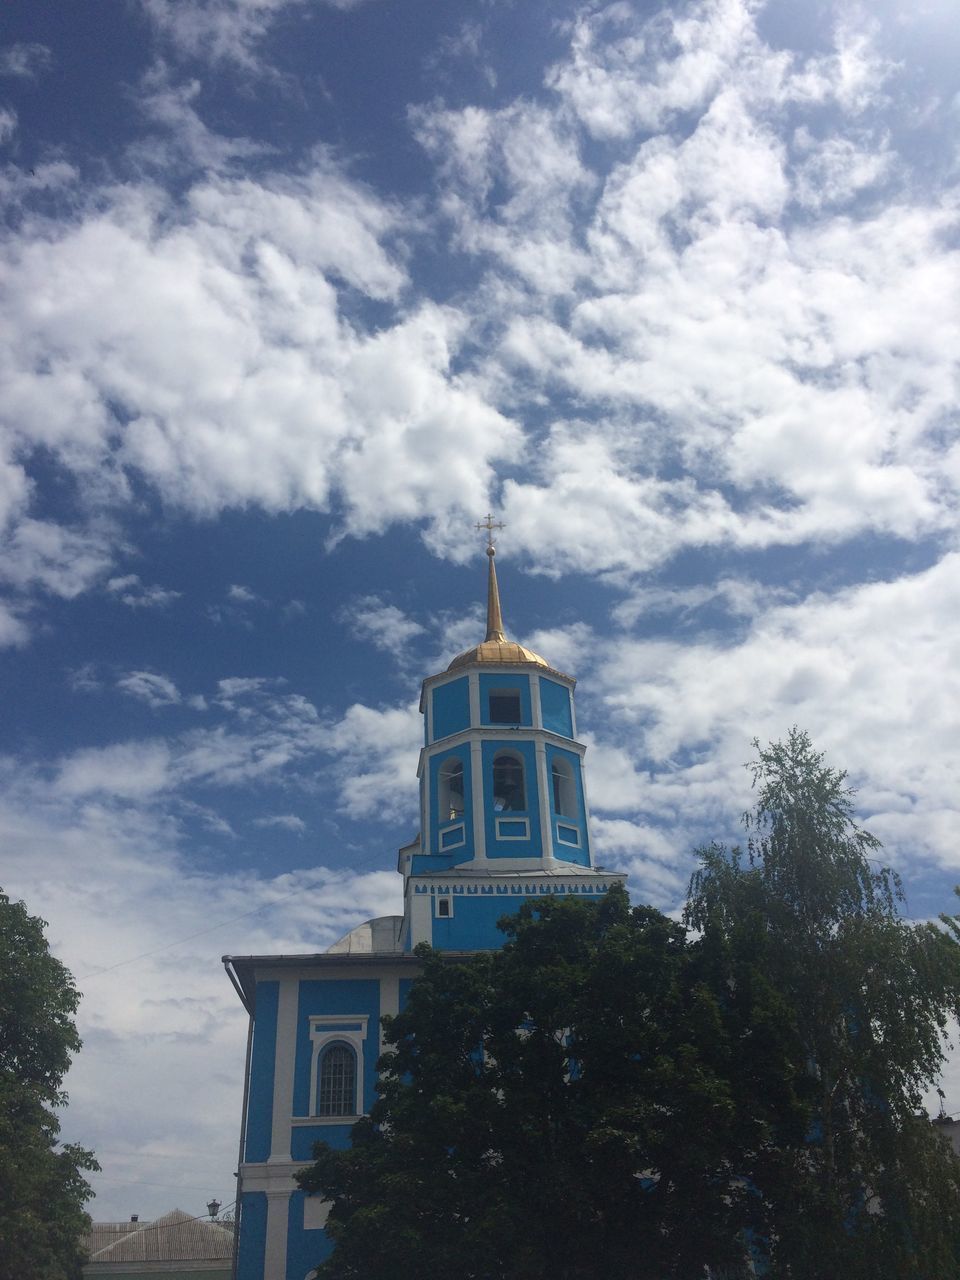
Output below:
[489,691,521,723]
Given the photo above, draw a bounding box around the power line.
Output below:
[75,882,314,981]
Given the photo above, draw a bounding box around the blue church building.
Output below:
[224,535,625,1280]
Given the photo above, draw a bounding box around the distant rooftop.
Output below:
[85,1209,233,1265]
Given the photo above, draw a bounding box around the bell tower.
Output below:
[398,518,624,950]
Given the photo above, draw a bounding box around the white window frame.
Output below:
[307,1016,368,1121]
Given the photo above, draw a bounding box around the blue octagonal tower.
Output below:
[225,543,625,1280]
[402,537,619,950]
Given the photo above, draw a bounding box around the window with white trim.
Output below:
[317,1042,357,1117]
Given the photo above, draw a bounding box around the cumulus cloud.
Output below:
[0,157,518,580]
[343,596,426,653]
[586,553,960,874]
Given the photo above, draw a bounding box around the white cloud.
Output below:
[253,813,306,832]
[590,551,960,872]
[325,702,422,822]
[1,519,115,598]
[0,107,17,145]
[0,764,401,1219]
[0,159,518,572]
[140,0,373,70]
[0,43,52,80]
[117,671,184,708]
[0,600,29,647]
[106,574,182,609]
[344,596,426,652]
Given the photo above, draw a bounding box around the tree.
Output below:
[686,728,960,1277]
[298,732,960,1279]
[0,890,99,1280]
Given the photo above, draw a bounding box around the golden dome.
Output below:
[447,638,550,672]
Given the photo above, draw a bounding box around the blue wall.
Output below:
[540,677,573,737]
[427,743,473,861]
[481,738,542,858]
[245,982,279,1162]
[431,677,469,741]
[546,744,590,866]
[479,674,532,726]
[293,979,381,1122]
[236,1192,267,1280]
[428,883,613,950]
[290,1121,353,1161]
[286,1191,334,1280]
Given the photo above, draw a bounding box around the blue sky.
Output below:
[2,0,959,1222]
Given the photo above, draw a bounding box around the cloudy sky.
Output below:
[2,0,959,1223]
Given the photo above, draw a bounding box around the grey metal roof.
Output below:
[86,1210,233,1263]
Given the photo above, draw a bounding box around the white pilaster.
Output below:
[269,979,299,1163]
[531,675,543,730]
[535,739,556,865]
[264,1188,290,1280]
[470,738,486,859]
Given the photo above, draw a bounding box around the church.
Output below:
[223,527,625,1280]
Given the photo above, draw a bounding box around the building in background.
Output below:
[83,1208,233,1280]
[224,534,624,1280]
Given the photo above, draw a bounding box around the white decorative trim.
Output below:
[495,815,530,840]
[534,739,555,864]
[470,738,486,860]
[268,980,299,1163]
[306,1016,368,1119]
[556,823,582,848]
[530,674,543,730]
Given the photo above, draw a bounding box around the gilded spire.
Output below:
[485,544,506,642]
[443,514,562,675]
[475,514,506,643]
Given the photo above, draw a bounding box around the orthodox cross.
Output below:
[476,513,505,551]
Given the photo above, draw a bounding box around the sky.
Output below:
[1,0,959,1224]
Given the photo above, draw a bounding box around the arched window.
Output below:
[317,1042,357,1117]
[438,757,465,821]
[492,752,525,812]
[552,757,577,817]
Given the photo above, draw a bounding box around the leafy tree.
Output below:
[299,732,960,1278]
[299,887,804,1279]
[686,728,960,1277]
[0,890,99,1280]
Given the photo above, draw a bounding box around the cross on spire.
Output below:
[475,513,505,552]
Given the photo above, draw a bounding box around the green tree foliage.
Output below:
[686,728,960,1277]
[298,731,960,1278]
[0,890,99,1280]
